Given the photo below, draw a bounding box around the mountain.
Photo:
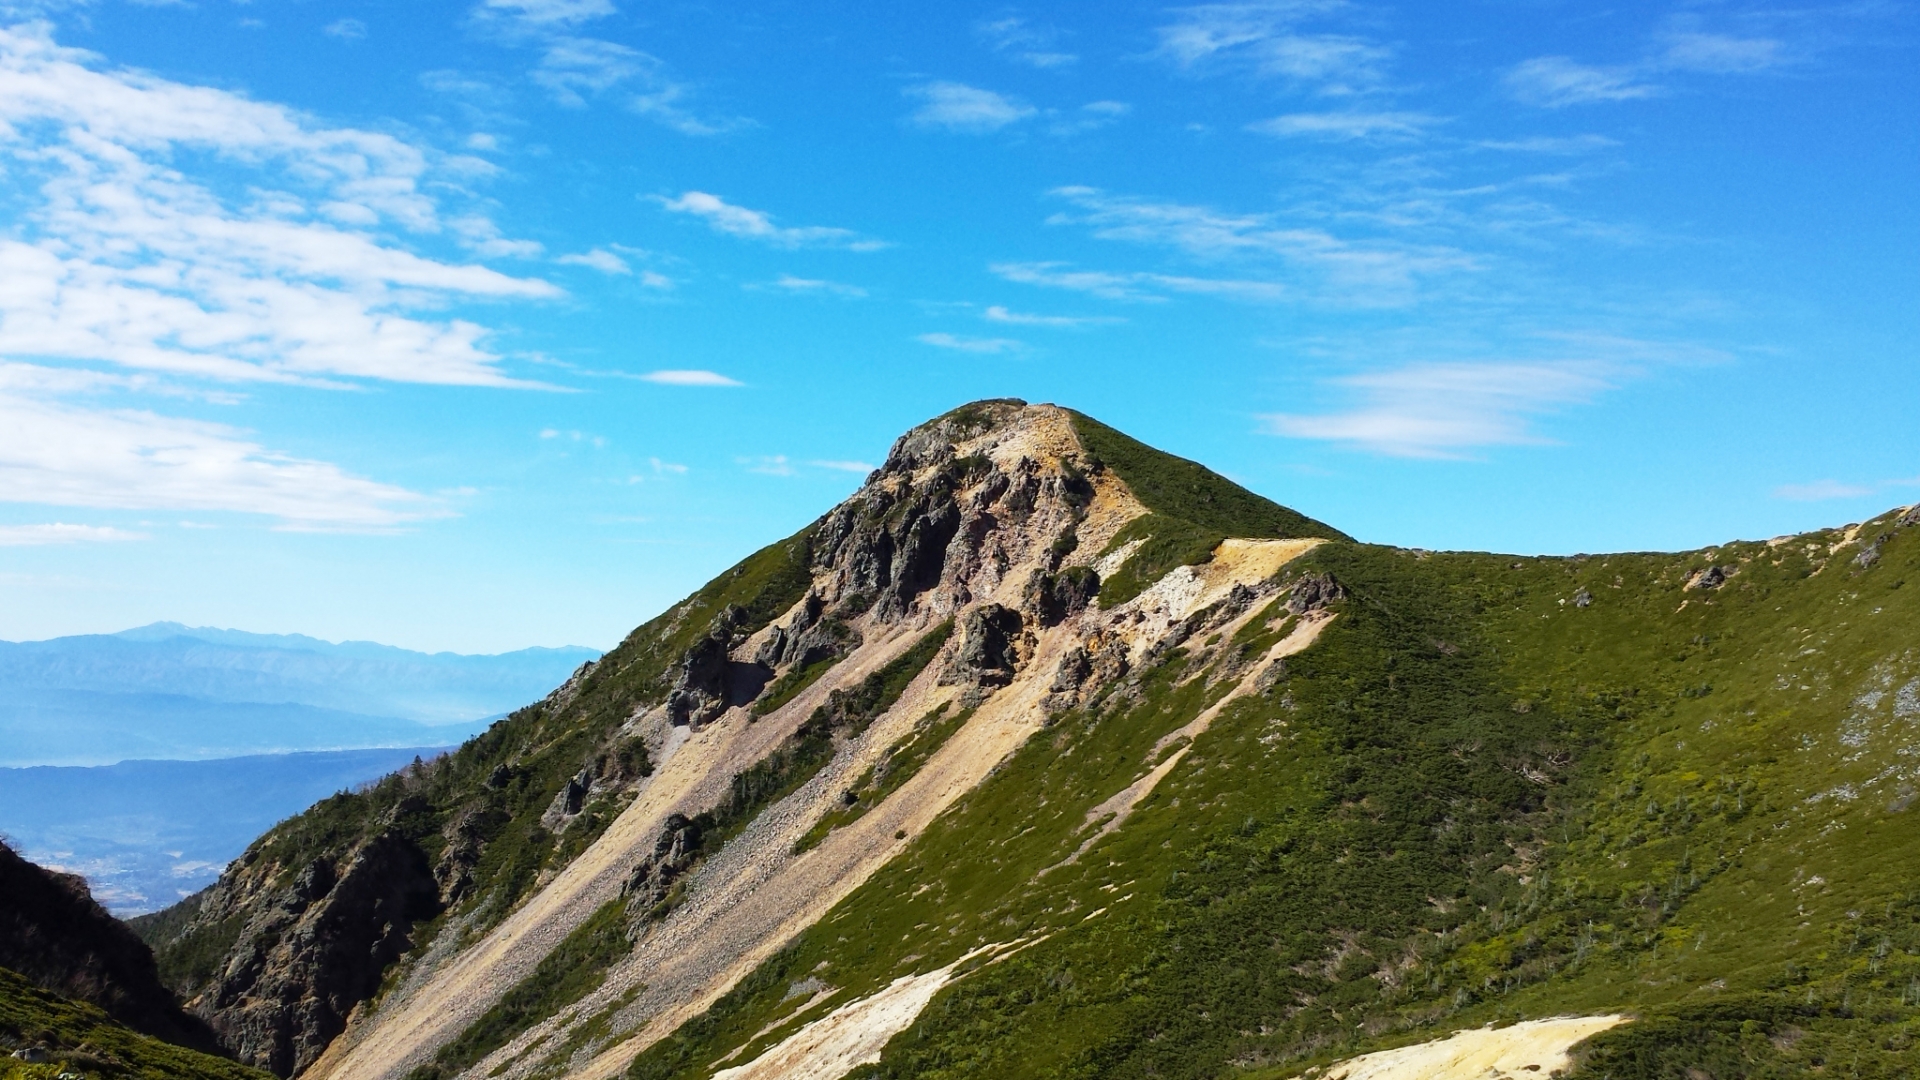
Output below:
[0,747,457,915]
[0,838,266,1078]
[122,401,1920,1080]
[0,626,599,766]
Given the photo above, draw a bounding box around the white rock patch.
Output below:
[1299,1016,1629,1080]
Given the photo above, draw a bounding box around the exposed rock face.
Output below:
[1685,565,1734,590]
[182,832,441,1076]
[620,813,705,917]
[949,604,1028,687]
[1024,566,1100,627]
[1287,572,1346,614]
[1574,587,1593,608]
[0,840,221,1054]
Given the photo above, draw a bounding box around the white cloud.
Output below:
[982,305,1121,328]
[0,522,147,546]
[1505,56,1658,107]
[990,261,1288,303]
[1154,3,1389,91]
[657,191,887,251]
[1048,100,1131,136]
[1773,480,1875,502]
[905,82,1036,133]
[640,369,742,386]
[1262,361,1610,458]
[1044,187,1472,296]
[0,368,435,527]
[476,0,616,28]
[0,24,560,388]
[533,35,647,107]
[809,459,875,473]
[917,332,1024,354]
[739,454,793,476]
[977,17,1076,68]
[1248,111,1436,141]
[323,19,367,41]
[762,274,867,297]
[557,248,630,274]
[1658,31,1784,75]
[649,456,687,474]
[1477,134,1618,155]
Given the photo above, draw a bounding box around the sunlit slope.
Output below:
[621,510,1920,1080]
[130,400,1920,1080]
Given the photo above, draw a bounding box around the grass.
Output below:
[139,525,820,1015]
[0,966,268,1080]
[1064,411,1348,605]
[407,898,632,1080]
[620,504,1920,1080]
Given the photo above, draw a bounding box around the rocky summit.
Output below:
[20,399,1905,1080]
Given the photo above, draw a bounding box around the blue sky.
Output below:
[0,0,1912,653]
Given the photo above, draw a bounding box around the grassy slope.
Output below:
[138,525,819,1001]
[0,966,268,1080]
[622,508,1920,1080]
[1064,411,1350,605]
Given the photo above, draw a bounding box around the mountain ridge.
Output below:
[117,401,1920,1080]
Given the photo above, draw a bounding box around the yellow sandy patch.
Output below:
[1297,1016,1629,1080]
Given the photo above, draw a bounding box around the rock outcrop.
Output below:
[174,832,441,1076]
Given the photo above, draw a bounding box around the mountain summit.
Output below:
[126,402,1920,1080]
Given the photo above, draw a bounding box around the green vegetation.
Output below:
[624,504,1920,1080]
[794,703,976,854]
[408,898,632,1080]
[753,653,843,718]
[1065,411,1349,605]
[141,525,819,1001]
[0,967,267,1080]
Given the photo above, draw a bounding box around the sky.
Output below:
[0,0,1912,654]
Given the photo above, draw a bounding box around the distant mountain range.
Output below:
[0,623,599,767]
[0,747,452,915]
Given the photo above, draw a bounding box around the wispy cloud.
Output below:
[1505,57,1657,107]
[1477,134,1618,155]
[809,459,876,473]
[1773,474,1920,502]
[0,365,437,527]
[557,248,631,274]
[1047,100,1131,136]
[1263,361,1611,458]
[0,24,558,388]
[1154,3,1389,93]
[918,332,1025,354]
[982,305,1122,328]
[649,456,688,474]
[1044,186,1473,297]
[977,16,1076,68]
[905,82,1036,133]
[1772,480,1875,502]
[0,523,148,546]
[476,0,617,28]
[657,191,887,251]
[1657,27,1785,75]
[758,274,868,298]
[323,19,367,41]
[533,35,647,106]
[473,1,744,134]
[640,369,742,386]
[1248,110,1437,142]
[991,261,1287,303]
[739,454,793,476]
